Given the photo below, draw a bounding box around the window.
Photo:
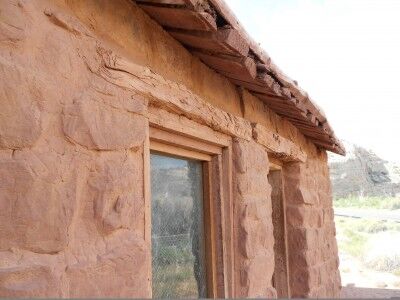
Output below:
[150,154,207,298]
[147,125,233,298]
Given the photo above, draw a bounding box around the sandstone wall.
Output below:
[0,0,340,297]
[0,0,150,297]
[232,139,276,298]
[284,154,341,298]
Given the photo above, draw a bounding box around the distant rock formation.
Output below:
[328,142,400,198]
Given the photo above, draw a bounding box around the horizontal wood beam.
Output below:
[97,51,308,160]
[252,123,307,162]
[150,126,223,155]
[148,106,232,147]
[136,0,188,7]
[194,51,257,81]
[169,28,249,56]
[138,4,217,31]
[150,140,212,161]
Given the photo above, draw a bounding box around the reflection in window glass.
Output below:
[150,153,207,298]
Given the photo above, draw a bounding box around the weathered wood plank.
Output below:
[136,0,344,155]
[148,106,232,147]
[309,138,345,155]
[194,51,257,80]
[269,170,291,298]
[150,126,222,155]
[256,72,284,96]
[255,93,300,110]
[168,28,248,56]
[208,0,271,62]
[139,4,217,31]
[228,77,276,95]
[94,49,313,158]
[151,140,212,161]
[136,0,187,6]
[285,119,325,132]
[99,51,252,140]
[267,107,309,121]
[252,123,307,162]
[206,0,343,153]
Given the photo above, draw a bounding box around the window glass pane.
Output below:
[151,153,208,298]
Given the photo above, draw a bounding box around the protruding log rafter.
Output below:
[135,0,345,155]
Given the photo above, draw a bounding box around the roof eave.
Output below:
[135,0,346,155]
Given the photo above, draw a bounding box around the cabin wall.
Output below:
[0,0,340,298]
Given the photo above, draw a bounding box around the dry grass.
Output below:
[336,216,400,276]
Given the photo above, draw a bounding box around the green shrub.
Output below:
[334,196,400,210]
[342,229,368,258]
[154,245,193,266]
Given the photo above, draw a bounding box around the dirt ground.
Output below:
[341,286,400,298]
[339,241,400,298]
[336,211,400,298]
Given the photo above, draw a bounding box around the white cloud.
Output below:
[226,0,400,161]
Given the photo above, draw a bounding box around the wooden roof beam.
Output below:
[138,3,217,31]
[168,27,249,56]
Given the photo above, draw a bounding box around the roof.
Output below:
[135,0,345,155]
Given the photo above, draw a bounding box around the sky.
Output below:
[225,0,400,162]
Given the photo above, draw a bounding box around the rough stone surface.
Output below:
[329,142,400,198]
[233,138,277,298]
[0,0,150,297]
[283,152,341,298]
[0,0,340,298]
[63,94,146,150]
[0,61,43,149]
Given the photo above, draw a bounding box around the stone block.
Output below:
[233,138,269,174]
[0,154,76,253]
[63,96,147,151]
[0,0,28,44]
[234,138,275,297]
[290,267,311,297]
[0,264,62,297]
[286,206,323,228]
[241,255,275,297]
[66,235,150,298]
[87,151,144,235]
[0,61,42,149]
[287,228,319,251]
[0,249,65,298]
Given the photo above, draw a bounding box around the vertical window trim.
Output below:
[147,126,233,298]
[268,155,291,298]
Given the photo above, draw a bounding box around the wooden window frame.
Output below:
[146,125,234,298]
[268,155,291,298]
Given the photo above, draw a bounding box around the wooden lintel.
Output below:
[252,123,307,163]
[148,106,231,147]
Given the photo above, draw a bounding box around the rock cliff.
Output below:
[328,143,400,198]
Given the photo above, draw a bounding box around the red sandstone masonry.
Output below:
[233,138,277,298]
[0,0,341,298]
[283,154,341,298]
